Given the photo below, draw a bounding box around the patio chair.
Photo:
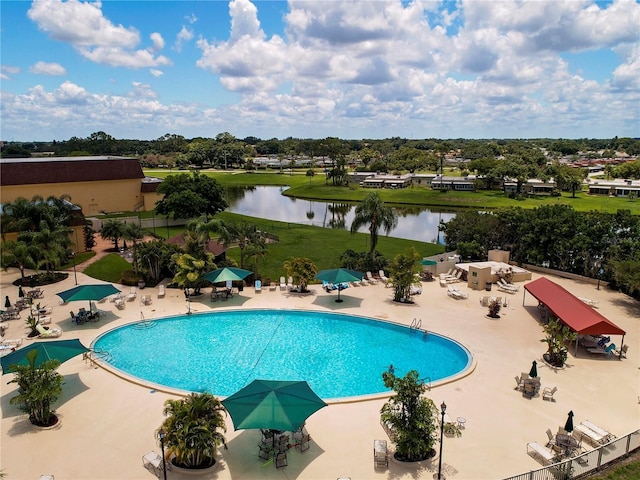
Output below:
[157,284,165,298]
[514,375,524,391]
[36,324,62,338]
[128,287,137,301]
[255,280,262,293]
[582,420,616,442]
[287,277,294,291]
[615,344,628,358]
[140,295,152,306]
[258,443,271,461]
[574,424,605,446]
[275,452,287,468]
[280,277,287,291]
[546,428,556,447]
[269,282,277,291]
[366,271,378,284]
[542,386,557,401]
[142,451,171,478]
[378,270,389,282]
[295,433,311,452]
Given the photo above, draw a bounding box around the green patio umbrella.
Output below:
[1,339,89,374]
[315,268,363,303]
[564,410,574,433]
[202,267,253,284]
[420,259,438,266]
[529,360,538,378]
[222,379,328,432]
[56,284,121,309]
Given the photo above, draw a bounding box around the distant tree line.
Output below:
[440,205,640,298]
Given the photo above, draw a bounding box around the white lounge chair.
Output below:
[366,271,378,284]
[128,287,137,301]
[140,294,152,306]
[269,282,277,291]
[254,280,262,293]
[287,276,294,291]
[36,324,62,338]
[280,276,287,291]
[574,424,605,446]
[582,421,615,442]
[378,270,389,282]
[527,441,555,464]
[157,284,165,298]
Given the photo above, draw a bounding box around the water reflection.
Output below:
[225,186,455,244]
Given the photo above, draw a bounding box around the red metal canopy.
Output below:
[524,277,625,336]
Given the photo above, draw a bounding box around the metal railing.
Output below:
[503,430,640,480]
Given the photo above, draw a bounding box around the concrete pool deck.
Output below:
[1,267,638,480]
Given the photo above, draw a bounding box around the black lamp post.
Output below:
[159,429,168,480]
[437,401,447,480]
[71,252,78,285]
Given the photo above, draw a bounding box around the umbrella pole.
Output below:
[335,285,343,303]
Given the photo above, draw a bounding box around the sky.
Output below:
[1,0,639,142]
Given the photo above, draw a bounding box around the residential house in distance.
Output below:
[587,178,640,197]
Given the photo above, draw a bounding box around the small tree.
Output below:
[541,317,578,367]
[284,257,318,292]
[388,247,421,303]
[9,350,63,427]
[380,370,438,462]
[488,299,502,318]
[158,393,227,469]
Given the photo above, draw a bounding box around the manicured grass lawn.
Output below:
[587,454,640,480]
[83,253,132,283]
[84,212,444,285]
[59,251,96,269]
[144,169,640,214]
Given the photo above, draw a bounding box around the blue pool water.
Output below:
[93,309,472,399]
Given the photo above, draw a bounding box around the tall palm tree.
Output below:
[350,192,398,263]
[100,219,125,251]
[0,240,39,284]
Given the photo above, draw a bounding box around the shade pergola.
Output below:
[523,277,625,356]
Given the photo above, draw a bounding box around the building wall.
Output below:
[0,179,144,215]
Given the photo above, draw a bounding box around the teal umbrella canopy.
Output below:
[57,284,120,304]
[564,410,574,433]
[420,259,438,266]
[202,267,253,284]
[222,379,328,432]
[529,360,538,378]
[1,339,88,374]
[315,268,363,284]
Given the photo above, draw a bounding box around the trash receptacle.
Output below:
[485,282,492,291]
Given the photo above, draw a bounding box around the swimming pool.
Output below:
[93,309,472,399]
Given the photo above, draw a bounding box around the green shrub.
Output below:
[120,269,142,286]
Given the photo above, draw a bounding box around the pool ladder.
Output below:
[410,317,422,330]
[134,312,155,329]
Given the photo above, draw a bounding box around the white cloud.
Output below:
[27,0,172,69]
[174,26,194,52]
[1,65,21,80]
[185,13,197,25]
[149,69,164,78]
[29,61,67,75]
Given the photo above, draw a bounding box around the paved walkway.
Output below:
[1,266,638,480]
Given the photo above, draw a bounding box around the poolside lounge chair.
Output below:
[115,297,125,310]
[269,282,277,291]
[31,305,53,315]
[36,324,62,338]
[0,338,23,347]
[542,386,557,401]
[527,441,556,464]
[366,271,378,284]
[578,297,599,307]
[280,276,287,291]
[128,287,137,301]
[573,424,605,446]
[497,279,519,294]
[378,270,389,282]
[587,343,616,357]
[287,276,294,291]
[157,284,165,298]
[582,420,616,442]
[374,439,388,469]
[140,295,152,306]
[255,280,262,293]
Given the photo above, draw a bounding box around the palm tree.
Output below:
[100,219,125,251]
[1,240,39,284]
[350,192,398,263]
[170,253,212,295]
[122,223,145,274]
[28,219,71,277]
[9,350,63,427]
[158,393,227,469]
[284,257,317,292]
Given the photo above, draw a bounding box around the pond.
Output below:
[225,186,456,244]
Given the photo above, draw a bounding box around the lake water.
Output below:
[225,186,455,244]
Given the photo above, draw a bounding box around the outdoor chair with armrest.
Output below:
[546,428,556,447]
[615,344,628,358]
[542,386,557,401]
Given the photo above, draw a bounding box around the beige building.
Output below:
[0,156,161,215]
